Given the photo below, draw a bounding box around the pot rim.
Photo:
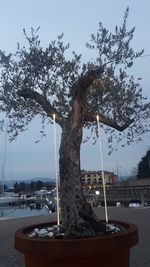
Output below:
[15,220,139,256]
[15,220,138,242]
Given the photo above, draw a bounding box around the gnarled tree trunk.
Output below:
[59,99,104,238]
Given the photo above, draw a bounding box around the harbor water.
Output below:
[0,203,52,220]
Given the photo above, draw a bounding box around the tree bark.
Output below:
[59,101,105,237]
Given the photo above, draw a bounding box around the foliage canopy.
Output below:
[137,150,150,179]
[0,7,149,152]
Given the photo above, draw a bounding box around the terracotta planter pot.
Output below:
[15,221,138,267]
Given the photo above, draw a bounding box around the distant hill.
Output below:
[0,177,55,187]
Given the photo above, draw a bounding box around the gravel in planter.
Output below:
[27,222,125,239]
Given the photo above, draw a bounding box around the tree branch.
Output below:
[73,66,104,97]
[17,89,64,125]
[85,112,134,131]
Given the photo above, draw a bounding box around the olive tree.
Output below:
[0,8,149,237]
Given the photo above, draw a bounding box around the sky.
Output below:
[0,0,150,180]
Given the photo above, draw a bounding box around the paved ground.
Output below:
[0,207,149,267]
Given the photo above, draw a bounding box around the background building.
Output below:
[81,170,117,189]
